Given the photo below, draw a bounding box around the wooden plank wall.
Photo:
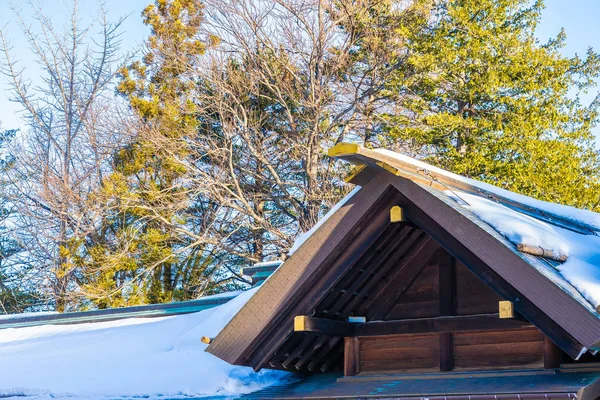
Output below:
[385,263,440,320]
[356,250,544,374]
[357,329,544,374]
[453,328,544,370]
[359,333,440,373]
[384,260,501,321]
[455,261,502,315]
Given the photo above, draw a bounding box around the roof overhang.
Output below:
[207,144,600,372]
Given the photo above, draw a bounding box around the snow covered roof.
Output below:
[379,149,600,310]
[371,147,600,235]
[0,291,241,330]
[330,143,600,311]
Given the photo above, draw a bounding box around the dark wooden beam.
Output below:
[439,332,453,371]
[438,250,455,316]
[355,314,532,336]
[344,337,360,376]
[294,314,532,337]
[294,315,354,337]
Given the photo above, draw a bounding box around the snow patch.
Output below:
[375,149,600,233]
[447,190,600,308]
[446,191,569,259]
[0,288,290,399]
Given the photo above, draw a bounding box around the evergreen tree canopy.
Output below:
[382,0,600,210]
[79,0,208,307]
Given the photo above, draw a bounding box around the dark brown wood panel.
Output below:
[439,332,453,371]
[455,261,502,315]
[344,337,360,376]
[249,185,401,371]
[453,328,544,370]
[390,177,590,358]
[359,333,440,373]
[438,250,456,316]
[385,262,440,320]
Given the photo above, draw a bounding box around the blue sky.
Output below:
[0,0,599,142]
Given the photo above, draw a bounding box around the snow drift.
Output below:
[447,191,600,308]
[0,288,290,399]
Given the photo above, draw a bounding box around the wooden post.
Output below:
[543,336,563,369]
[344,336,360,376]
[439,332,453,371]
[438,250,455,316]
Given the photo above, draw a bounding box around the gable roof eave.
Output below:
[206,172,398,368]
[330,143,600,354]
[388,174,600,357]
[329,143,599,236]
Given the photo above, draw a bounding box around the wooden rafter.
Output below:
[366,236,440,320]
[314,223,410,317]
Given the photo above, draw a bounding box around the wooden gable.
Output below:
[207,155,600,378]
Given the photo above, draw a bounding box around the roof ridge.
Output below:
[329,143,600,236]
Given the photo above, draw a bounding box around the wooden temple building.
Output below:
[207,144,600,399]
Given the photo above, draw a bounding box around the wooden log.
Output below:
[439,332,453,371]
[201,336,213,344]
[516,243,568,262]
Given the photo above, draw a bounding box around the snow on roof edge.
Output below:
[374,149,600,233]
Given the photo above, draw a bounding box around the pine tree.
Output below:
[382,0,600,210]
[80,0,208,307]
